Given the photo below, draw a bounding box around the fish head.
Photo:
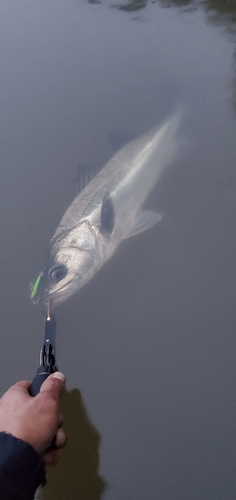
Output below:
[37,220,103,309]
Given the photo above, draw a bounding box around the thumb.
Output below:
[40,372,66,401]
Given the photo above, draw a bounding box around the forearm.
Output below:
[0,432,46,500]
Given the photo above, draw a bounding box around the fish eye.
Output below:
[48,265,67,283]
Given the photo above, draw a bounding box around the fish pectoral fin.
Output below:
[100,193,115,235]
[124,210,162,239]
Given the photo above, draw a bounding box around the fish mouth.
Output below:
[40,281,74,310]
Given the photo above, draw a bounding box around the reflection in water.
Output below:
[205,0,236,20]
[159,1,236,113]
[41,390,106,500]
[105,0,236,24]
[159,0,193,8]
[166,0,236,26]
[101,0,236,119]
[119,0,147,12]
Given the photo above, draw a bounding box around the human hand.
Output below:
[0,372,66,467]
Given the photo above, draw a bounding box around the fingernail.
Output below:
[51,372,66,383]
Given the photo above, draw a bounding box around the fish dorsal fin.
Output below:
[100,194,115,235]
[74,163,102,195]
[124,210,162,239]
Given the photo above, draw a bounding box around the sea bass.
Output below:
[32,112,181,309]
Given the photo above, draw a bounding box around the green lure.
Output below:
[30,271,43,302]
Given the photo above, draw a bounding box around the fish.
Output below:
[32,111,181,309]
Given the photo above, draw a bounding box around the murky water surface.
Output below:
[1,1,236,498]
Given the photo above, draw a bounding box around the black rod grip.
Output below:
[29,366,53,397]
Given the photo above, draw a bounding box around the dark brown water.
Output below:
[1,1,236,499]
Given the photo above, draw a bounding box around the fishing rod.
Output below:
[29,303,57,397]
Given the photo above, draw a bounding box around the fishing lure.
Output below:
[30,271,44,303]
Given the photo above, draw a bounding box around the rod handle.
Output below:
[29,366,55,397]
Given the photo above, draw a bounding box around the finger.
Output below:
[54,427,66,449]
[11,380,31,393]
[43,449,59,468]
[40,372,66,401]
